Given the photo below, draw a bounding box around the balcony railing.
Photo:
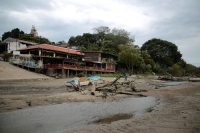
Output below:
[43,64,115,72]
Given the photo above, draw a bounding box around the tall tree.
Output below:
[56,40,67,45]
[93,26,110,35]
[141,38,182,67]
[118,44,142,74]
[68,26,135,55]
[2,28,24,40]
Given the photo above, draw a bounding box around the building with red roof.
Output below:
[12,43,116,77]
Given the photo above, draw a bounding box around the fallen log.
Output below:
[69,82,80,91]
[116,91,147,97]
[95,75,124,90]
[95,82,110,90]
[189,78,200,82]
[116,91,134,95]
[110,75,124,85]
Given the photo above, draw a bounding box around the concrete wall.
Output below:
[8,42,27,51]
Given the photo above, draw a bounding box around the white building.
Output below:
[0,37,37,54]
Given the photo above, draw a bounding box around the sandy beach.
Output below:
[0,61,200,133]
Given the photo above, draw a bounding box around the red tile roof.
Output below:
[18,44,84,55]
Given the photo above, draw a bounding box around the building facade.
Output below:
[13,44,116,77]
[0,37,37,54]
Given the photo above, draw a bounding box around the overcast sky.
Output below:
[0,0,200,66]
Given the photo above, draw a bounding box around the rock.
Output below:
[130,82,136,91]
[26,100,32,106]
[91,92,95,95]
[102,92,107,99]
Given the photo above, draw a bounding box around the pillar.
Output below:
[62,68,66,78]
[67,69,69,77]
[39,50,41,56]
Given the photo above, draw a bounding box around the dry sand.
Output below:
[0,61,200,133]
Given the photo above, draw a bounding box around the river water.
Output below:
[0,96,159,133]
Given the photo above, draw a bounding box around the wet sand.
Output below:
[0,61,200,132]
[65,82,200,133]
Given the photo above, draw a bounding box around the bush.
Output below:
[168,64,183,77]
[77,72,86,77]
[2,52,12,61]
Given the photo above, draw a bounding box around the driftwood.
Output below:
[159,75,193,81]
[116,91,146,97]
[189,78,200,82]
[95,75,124,90]
[69,82,80,91]
[95,82,110,90]
[116,91,134,95]
[110,75,125,85]
[95,75,124,91]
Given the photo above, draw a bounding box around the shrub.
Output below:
[168,64,183,77]
[77,72,86,77]
[2,52,12,61]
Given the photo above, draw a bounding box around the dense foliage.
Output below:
[68,26,135,55]
[118,44,142,74]
[1,28,51,44]
[20,34,51,44]
[2,51,12,61]
[141,38,182,68]
[2,28,25,41]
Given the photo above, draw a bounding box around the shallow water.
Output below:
[0,97,159,133]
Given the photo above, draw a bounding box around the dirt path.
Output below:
[0,61,51,80]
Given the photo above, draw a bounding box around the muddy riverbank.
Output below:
[65,81,200,133]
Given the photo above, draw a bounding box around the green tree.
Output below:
[68,26,135,55]
[2,28,25,40]
[141,38,182,67]
[110,28,134,44]
[56,40,67,45]
[93,26,110,41]
[2,51,12,61]
[184,64,197,76]
[20,34,50,44]
[68,35,84,47]
[118,44,142,74]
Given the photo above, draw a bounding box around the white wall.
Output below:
[8,42,27,51]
